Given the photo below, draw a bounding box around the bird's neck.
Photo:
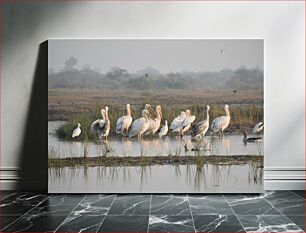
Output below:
[225,108,230,117]
[127,106,131,116]
[157,111,161,121]
[206,111,209,121]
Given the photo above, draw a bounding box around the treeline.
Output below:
[48,66,263,90]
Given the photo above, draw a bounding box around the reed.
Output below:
[55,103,263,141]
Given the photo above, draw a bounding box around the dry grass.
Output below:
[48,88,263,120]
[49,88,263,140]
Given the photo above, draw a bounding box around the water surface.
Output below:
[48,121,263,158]
[48,121,263,193]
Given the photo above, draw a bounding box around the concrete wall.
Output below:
[1,1,304,190]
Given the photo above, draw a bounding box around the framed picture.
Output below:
[48,39,263,193]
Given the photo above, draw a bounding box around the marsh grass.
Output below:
[48,154,263,168]
[55,104,263,141]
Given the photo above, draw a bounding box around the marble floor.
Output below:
[0,191,304,232]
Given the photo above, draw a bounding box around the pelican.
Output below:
[191,105,210,138]
[103,106,110,139]
[116,103,133,136]
[91,109,106,139]
[128,109,150,139]
[72,123,81,138]
[170,111,186,132]
[180,109,196,136]
[252,122,264,138]
[211,104,230,138]
[145,105,162,135]
[158,120,168,138]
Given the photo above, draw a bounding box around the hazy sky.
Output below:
[48,39,263,73]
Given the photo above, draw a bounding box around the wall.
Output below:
[1,1,304,190]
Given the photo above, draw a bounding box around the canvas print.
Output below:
[48,39,264,193]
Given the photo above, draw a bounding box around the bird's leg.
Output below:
[123,128,127,136]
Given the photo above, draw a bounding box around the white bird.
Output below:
[158,120,168,138]
[170,111,186,132]
[145,105,162,135]
[191,105,210,138]
[128,109,150,139]
[116,103,133,136]
[252,122,264,138]
[103,106,110,139]
[211,104,230,138]
[91,109,106,139]
[72,123,81,138]
[180,110,196,136]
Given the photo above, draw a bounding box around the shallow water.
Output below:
[48,121,263,158]
[48,121,263,193]
[48,164,263,193]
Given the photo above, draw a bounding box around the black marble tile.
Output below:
[148,215,195,232]
[0,192,49,215]
[0,215,22,231]
[193,215,245,232]
[56,213,105,232]
[265,191,304,215]
[48,194,86,205]
[98,215,149,232]
[1,194,85,232]
[286,215,305,231]
[73,194,116,215]
[0,191,16,201]
[189,195,234,215]
[292,191,305,199]
[238,215,303,233]
[108,195,150,215]
[29,194,84,216]
[224,194,280,215]
[2,214,67,232]
[151,195,191,216]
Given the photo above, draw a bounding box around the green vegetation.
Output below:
[48,154,263,168]
[55,103,263,141]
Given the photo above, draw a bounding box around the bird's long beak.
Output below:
[146,105,157,118]
[146,111,155,119]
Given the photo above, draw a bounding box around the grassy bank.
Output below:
[48,154,263,168]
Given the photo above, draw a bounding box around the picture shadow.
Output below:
[17,41,48,192]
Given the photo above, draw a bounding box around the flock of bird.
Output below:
[72,103,264,142]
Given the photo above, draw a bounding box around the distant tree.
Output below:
[64,57,78,71]
[106,66,130,80]
[82,64,91,70]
